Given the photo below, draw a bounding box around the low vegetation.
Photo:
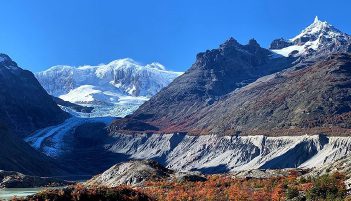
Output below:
[13,171,351,201]
[14,185,151,201]
[140,171,350,201]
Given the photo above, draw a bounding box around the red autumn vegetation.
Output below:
[13,171,350,201]
[140,171,350,201]
[14,184,151,201]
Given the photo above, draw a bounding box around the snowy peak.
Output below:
[36,58,182,98]
[291,16,343,43]
[271,17,351,57]
[35,58,182,117]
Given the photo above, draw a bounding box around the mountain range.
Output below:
[2,17,351,179]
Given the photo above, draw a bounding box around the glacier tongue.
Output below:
[108,133,351,173]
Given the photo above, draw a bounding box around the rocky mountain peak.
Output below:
[248,38,260,47]
[0,53,19,70]
[0,53,11,62]
[219,37,240,49]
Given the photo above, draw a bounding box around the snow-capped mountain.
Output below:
[270,16,351,57]
[35,58,182,117]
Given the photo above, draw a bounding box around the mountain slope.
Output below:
[192,53,351,135]
[0,54,68,137]
[110,38,295,133]
[0,53,71,176]
[110,18,351,136]
[35,58,182,117]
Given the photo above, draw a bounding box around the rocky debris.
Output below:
[0,170,72,188]
[0,53,68,137]
[85,160,174,187]
[231,169,308,179]
[85,160,210,187]
[346,178,351,190]
[173,172,207,182]
[307,154,351,189]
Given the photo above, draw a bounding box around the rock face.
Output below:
[0,54,68,137]
[85,160,174,187]
[0,170,72,188]
[110,38,295,133]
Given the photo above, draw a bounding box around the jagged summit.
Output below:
[314,16,319,23]
[271,17,351,58]
[219,37,240,49]
[248,38,260,47]
[290,16,343,43]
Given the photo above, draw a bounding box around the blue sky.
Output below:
[0,0,350,72]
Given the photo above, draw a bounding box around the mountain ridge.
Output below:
[110,17,351,136]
